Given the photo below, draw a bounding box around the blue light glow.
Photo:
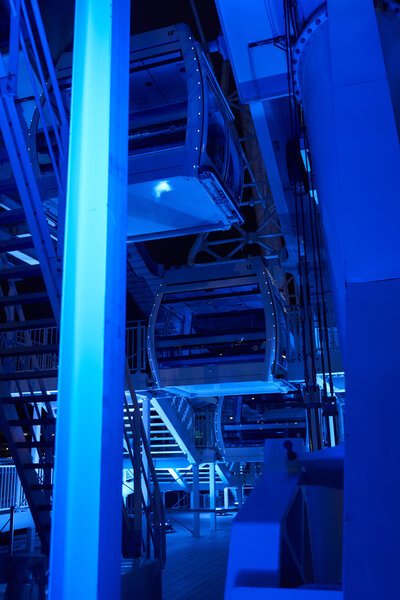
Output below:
[153,180,172,198]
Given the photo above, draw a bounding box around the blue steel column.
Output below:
[49,0,130,598]
[329,4,400,597]
[294,1,400,597]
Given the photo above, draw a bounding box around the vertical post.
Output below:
[142,397,151,503]
[15,472,21,507]
[31,405,41,464]
[49,1,130,598]
[191,464,200,538]
[26,527,35,553]
[224,487,229,510]
[8,506,14,555]
[142,396,151,553]
[209,463,216,531]
[131,392,142,556]
[304,387,323,451]
[337,397,345,445]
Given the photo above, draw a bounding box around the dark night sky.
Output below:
[132,0,221,41]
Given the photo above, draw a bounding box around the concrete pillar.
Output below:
[49,0,130,598]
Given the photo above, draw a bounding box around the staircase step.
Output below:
[16,440,54,449]
[8,418,56,427]
[2,393,57,404]
[0,344,59,357]
[0,209,26,225]
[0,292,49,307]
[0,264,42,280]
[0,317,56,332]
[0,237,34,253]
[0,369,58,381]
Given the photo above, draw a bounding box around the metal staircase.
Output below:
[126,398,186,461]
[0,267,168,559]
[0,269,57,554]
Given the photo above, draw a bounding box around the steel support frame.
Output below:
[0,58,62,318]
[168,468,190,491]
[49,0,130,598]
[0,0,69,307]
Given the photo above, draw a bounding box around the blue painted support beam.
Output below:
[324,4,400,597]
[8,0,21,89]
[295,0,400,350]
[49,0,130,598]
[0,62,62,317]
[168,468,190,491]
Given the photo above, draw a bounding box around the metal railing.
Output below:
[195,411,215,449]
[314,324,341,355]
[0,326,59,373]
[287,305,341,358]
[0,464,27,510]
[0,321,148,374]
[126,321,147,372]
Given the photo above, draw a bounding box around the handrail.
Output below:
[0,321,148,374]
[124,360,166,566]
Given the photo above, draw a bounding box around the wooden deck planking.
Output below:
[162,512,234,600]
